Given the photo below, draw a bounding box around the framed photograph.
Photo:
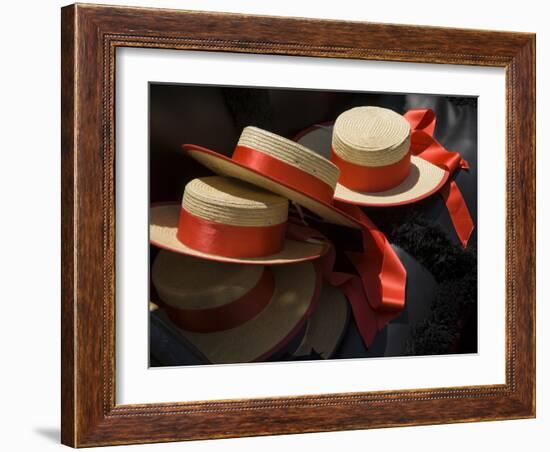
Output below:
[61,3,535,447]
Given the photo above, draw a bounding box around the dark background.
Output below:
[149,83,478,365]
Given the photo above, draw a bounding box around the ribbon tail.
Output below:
[439,181,474,248]
[337,275,379,346]
[321,243,404,347]
[333,202,407,345]
[327,271,383,347]
[290,208,407,348]
[347,249,406,332]
[344,206,407,313]
[405,108,474,247]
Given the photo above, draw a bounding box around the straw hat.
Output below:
[182,127,361,229]
[292,284,349,359]
[150,176,328,265]
[302,107,448,206]
[151,250,321,364]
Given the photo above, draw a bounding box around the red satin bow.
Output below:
[404,109,474,247]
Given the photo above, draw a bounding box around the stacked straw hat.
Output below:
[150,176,327,264]
[176,125,411,354]
[297,106,448,206]
[150,173,351,363]
[150,116,422,364]
[151,249,323,364]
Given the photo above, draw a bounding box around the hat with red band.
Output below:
[150,176,328,265]
[182,127,408,349]
[295,107,474,247]
[151,250,322,364]
[331,106,449,206]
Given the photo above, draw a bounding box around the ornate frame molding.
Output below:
[61,4,535,447]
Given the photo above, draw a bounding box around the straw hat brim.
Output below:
[150,204,328,265]
[183,145,361,229]
[295,125,449,207]
[163,261,321,364]
[292,284,350,359]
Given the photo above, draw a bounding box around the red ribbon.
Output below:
[334,204,407,340]
[288,213,406,347]
[330,148,411,192]
[404,109,474,247]
[177,208,287,258]
[163,268,275,333]
[233,145,335,204]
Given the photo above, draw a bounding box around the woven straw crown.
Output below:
[182,176,288,227]
[332,106,411,167]
[238,126,340,189]
[152,250,264,310]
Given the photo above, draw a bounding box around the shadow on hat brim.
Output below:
[292,284,350,360]
[150,204,328,265]
[157,261,322,364]
[182,144,361,229]
[296,125,449,207]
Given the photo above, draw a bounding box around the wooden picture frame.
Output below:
[61,3,535,447]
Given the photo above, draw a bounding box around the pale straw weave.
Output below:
[182,176,288,227]
[332,106,411,167]
[239,126,340,189]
